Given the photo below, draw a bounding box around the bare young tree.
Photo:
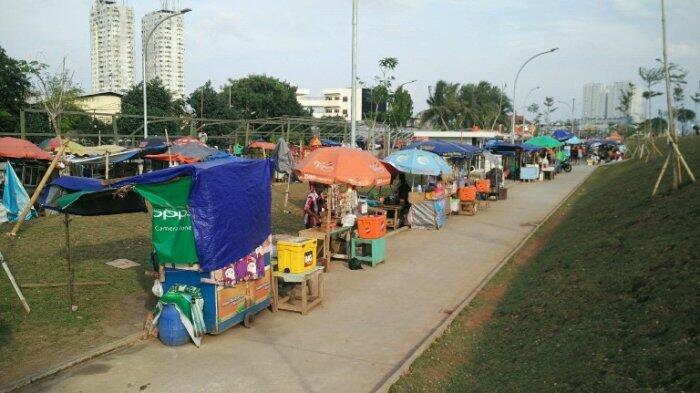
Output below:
[21,57,80,136]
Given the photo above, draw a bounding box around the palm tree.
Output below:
[421,80,460,130]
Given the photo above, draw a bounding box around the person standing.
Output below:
[303,183,323,229]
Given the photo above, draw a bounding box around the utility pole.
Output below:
[350,0,358,148]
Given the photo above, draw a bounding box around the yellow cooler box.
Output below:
[276,237,317,274]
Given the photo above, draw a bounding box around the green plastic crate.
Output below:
[350,237,386,267]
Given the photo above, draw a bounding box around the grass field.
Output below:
[392,137,700,392]
[0,181,308,384]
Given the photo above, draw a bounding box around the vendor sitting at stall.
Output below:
[397,174,411,205]
[303,182,324,229]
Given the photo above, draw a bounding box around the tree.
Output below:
[421,80,460,130]
[22,57,82,137]
[616,83,636,123]
[0,46,31,133]
[119,78,184,137]
[226,74,309,119]
[639,65,664,134]
[386,86,413,129]
[527,103,541,125]
[365,57,399,152]
[676,108,695,133]
[186,80,233,135]
[457,81,511,130]
[542,96,557,131]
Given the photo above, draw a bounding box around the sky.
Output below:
[1,0,699,121]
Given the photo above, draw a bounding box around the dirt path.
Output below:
[19,166,595,393]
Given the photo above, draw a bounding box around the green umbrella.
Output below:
[527,135,563,149]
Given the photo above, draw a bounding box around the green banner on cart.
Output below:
[135,177,199,264]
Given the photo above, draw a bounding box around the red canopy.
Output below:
[0,137,53,161]
[248,141,276,150]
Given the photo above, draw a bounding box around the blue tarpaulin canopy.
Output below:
[385,149,453,176]
[43,158,273,272]
[552,130,574,141]
[402,140,480,158]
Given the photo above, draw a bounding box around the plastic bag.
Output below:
[152,280,163,298]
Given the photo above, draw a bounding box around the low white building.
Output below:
[412,130,503,147]
[296,87,363,121]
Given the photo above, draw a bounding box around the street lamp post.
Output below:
[142,8,192,139]
[350,0,358,148]
[511,48,558,141]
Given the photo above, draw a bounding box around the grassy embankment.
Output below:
[0,181,308,385]
[392,137,700,392]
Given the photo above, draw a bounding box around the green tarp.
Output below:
[134,177,199,265]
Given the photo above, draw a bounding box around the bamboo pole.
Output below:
[104,153,110,180]
[64,213,76,311]
[652,153,671,196]
[9,140,68,236]
[1,252,30,314]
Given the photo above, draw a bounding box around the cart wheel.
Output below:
[243,313,254,328]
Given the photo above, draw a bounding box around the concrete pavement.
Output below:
[23,166,594,393]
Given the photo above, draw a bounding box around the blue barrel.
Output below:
[159,303,190,346]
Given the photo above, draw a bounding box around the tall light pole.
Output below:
[142,8,192,139]
[557,99,575,134]
[511,48,558,141]
[350,0,358,147]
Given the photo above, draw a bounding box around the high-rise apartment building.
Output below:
[142,7,185,100]
[582,82,643,122]
[90,0,135,93]
[582,83,608,120]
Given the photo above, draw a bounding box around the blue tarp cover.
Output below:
[3,162,35,222]
[46,158,273,272]
[552,130,574,141]
[403,140,481,158]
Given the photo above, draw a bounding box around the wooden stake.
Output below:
[652,153,671,196]
[1,252,30,314]
[9,140,68,236]
[21,281,110,289]
[64,213,75,311]
[283,174,292,213]
[104,153,110,180]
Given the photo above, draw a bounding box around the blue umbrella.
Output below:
[565,136,583,145]
[402,140,474,157]
[385,149,452,176]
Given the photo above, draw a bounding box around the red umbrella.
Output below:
[0,137,53,161]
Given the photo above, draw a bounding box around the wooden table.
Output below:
[298,225,352,272]
[272,266,324,315]
[368,204,403,230]
[542,167,556,180]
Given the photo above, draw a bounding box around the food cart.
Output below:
[43,157,274,335]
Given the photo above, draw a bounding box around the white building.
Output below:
[90,0,135,93]
[582,82,643,122]
[142,7,185,99]
[582,83,608,120]
[296,88,363,121]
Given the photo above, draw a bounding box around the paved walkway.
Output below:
[25,166,594,393]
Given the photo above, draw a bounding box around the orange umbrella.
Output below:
[294,147,391,187]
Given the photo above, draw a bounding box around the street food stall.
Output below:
[43,157,274,343]
[385,148,453,229]
[294,147,391,270]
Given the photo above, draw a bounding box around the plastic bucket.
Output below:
[159,303,190,346]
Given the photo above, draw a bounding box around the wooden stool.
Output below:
[458,201,477,215]
[350,237,386,267]
[272,266,324,315]
[477,192,490,209]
